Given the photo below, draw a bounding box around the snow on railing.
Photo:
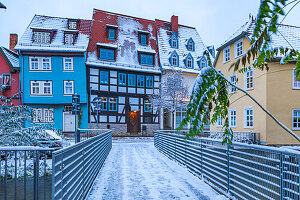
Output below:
[52,130,112,200]
[154,131,300,200]
[0,146,55,200]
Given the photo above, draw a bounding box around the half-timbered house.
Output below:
[86,9,160,136]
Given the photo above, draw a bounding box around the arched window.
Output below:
[187,38,194,51]
[201,58,206,68]
[172,37,178,48]
[172,53,178,66]
[187,57,193,68]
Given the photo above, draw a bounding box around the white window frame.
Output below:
[64,80,74,95]
[293,69,300,89]
[172,37,178,48]
[223,46,230,63]
[244,68,254,90]
[30,81,53,96]
[200,58,206,69]
[32,108,54,123]
[244,107,254,128]
[172,54,178,66]
[216,115,223,127]
[63,57,74,71]
[235,38,243,58]
[33,32,51,44]
[229,74,237,94]
[64,33,74,45]
[29,57,52,71]
[292,109,300,130]
[69,21,77,30]
[229,108,237,128]
[186,56,193,69]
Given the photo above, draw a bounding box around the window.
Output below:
[101,97,108,111]
[128,74,136,86]
[223,46,230,63]
[244,68,254,90]
[200,58,206,69]
[100,71,109,84]
[170,36,178,48]
[146,76,153,88]
[99,48,115,61]
[292,109,300,130]
[140,54,154,66]
[1,73,11,87]
[33,32,51,44]
[186,56,193,69]
[68,21,77,30]
[64,34,74,45]
[137,75,145,87]
[108,28,116,40]
[32,108,54,123]
[30,81,53,96]
[170,52,179,66]
[244,107,253,128]
[216,115,223,127]
[229,74,237,94]
[176,108,187,128]
[293,69,300,89]
[29,57,52,71]
[64,80,74,95]
[109,98,117,111]
[63,57,73,71]
[144,100,152,112]
[118,73,126,86]
[140,34,147,45]
[187,38,194,51]
[229,109,236,127]
[235,38,243,57]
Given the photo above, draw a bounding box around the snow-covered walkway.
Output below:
[87,138,227,200]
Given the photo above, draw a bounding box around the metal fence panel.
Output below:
[52,130,112,200]
[154,131,300,200]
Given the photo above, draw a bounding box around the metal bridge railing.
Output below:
[154,131,300,200]
[52,130,112,200]
[0,146,55,200]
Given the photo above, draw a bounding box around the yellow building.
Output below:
[211,18,300,145]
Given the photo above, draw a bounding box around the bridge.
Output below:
[1,130,300,200]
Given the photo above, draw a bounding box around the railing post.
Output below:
[280,152,283,200]
[33,151,39,200]
[227,144,231,195]
[200,139,203,178]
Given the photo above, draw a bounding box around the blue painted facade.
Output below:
[15,15,91,132]
[19,54,88,131]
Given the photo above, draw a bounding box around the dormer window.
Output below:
[68,20,77,30]
[33,32,51,44]
[64,33,74,45]
[108,28,116,40]
[185,54,194,69]
[187,38,195,51]
[170,51,179,66]
[139,33,148,45]
[199,57,207,69]
[169,34,178,49]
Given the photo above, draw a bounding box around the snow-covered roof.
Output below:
[156,22,211,74]
[269,24,300,51]
[0,47,19,71]
[15,15,91,52]
[217,17,255,51]
[87,9,159,71]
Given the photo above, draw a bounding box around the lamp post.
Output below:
[72,94,80,143]
[92,97,102,135]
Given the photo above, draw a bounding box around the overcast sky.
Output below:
[1,0,300,49]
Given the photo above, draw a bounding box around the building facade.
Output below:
[0,44,20,105]
[86,9,161,136]
[211,17,300,145]
[15,15,91,133]
[156,16,213,130]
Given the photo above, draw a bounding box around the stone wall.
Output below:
[89,123,160,136]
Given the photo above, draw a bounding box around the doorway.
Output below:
[129,111,139,134]
[63,112,75,132]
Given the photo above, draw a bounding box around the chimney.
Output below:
[171,15,178,33]
[9,33,18,53]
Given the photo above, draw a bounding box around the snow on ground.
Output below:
[87,138,227,200]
